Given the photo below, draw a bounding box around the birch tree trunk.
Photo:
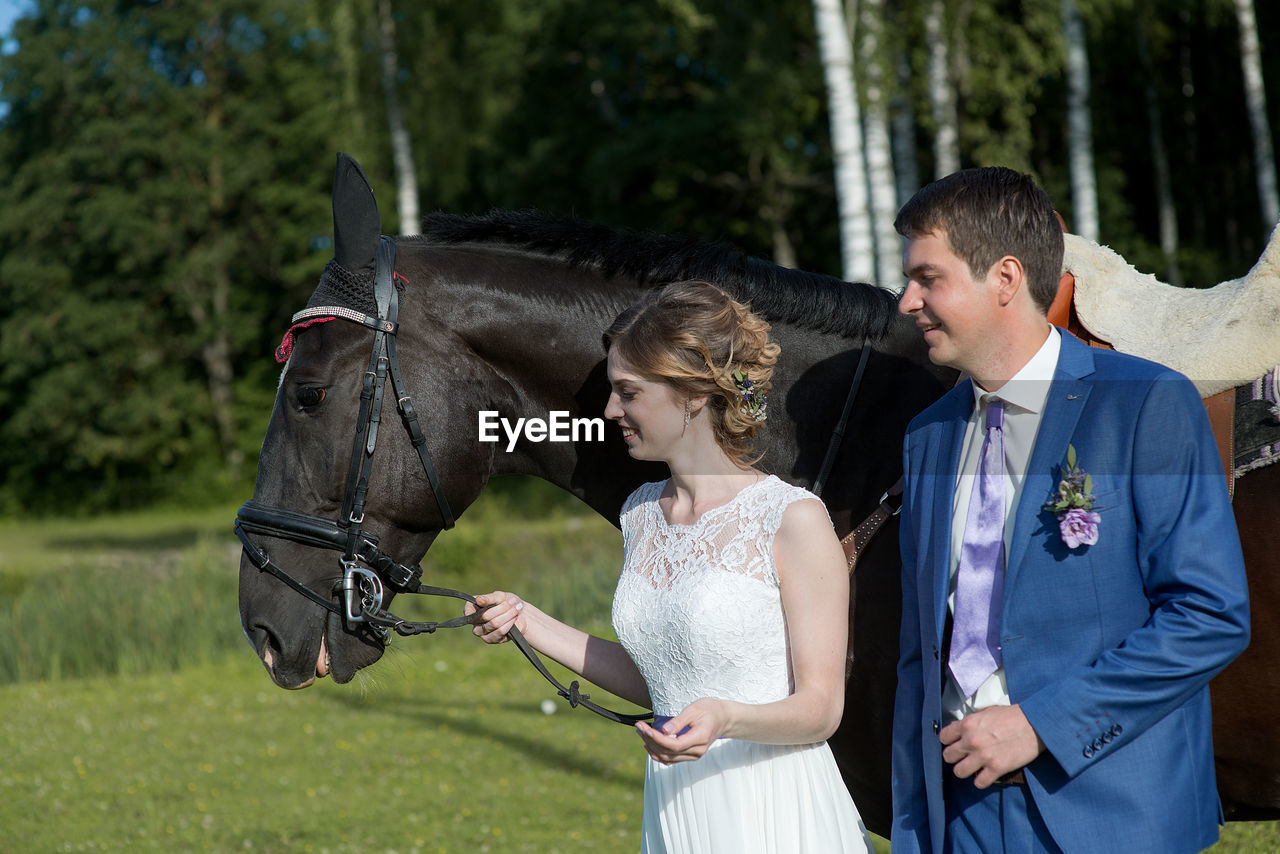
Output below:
[812,0,874,283]
[379,0,420,236]
[1234,0,1280,229]
[855,0,904,290]
[1063,0,1099,241]
[924,0,960,179]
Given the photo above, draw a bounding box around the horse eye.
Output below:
[297,387,327,408]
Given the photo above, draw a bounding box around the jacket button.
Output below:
[1101,731,1114,744]
[1092,738,1103,751]
[932,720,940,735]
[1083,746,1095,758]
[1111,723,1123,736]
[932,645,940,660]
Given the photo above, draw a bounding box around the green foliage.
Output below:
[0,543,239,683]
[0,504,244,682]
[467,0,838,266]
[893,0,1278,281]
[1,0,1279,513]
[0,0,344,513]
[960,0,1065,174]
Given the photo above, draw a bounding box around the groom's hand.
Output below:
[939,704,1045,788]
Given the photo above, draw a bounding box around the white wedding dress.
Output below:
[612,476,874,854]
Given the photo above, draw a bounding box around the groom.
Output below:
[889,167,1250,854]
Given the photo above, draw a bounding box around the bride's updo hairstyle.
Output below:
[603,280,781,467]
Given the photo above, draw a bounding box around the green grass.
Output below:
[1,641,647,852]
[0,481,1275,851]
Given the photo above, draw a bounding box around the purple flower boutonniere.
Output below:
[1045,444,1100,549]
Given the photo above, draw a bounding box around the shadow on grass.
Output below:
[320,690,642,785]
[50,528,226,553]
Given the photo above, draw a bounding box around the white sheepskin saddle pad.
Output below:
[1064,227,1280,398]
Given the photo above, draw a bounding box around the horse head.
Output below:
[238,154,495,688]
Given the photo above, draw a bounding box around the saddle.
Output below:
[1054,224,1280,501]
[1062,229,1280,399]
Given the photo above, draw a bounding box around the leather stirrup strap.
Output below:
[1204,389,1236,501]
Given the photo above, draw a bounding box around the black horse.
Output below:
[237,154,1280,832]
[238,154,948,832]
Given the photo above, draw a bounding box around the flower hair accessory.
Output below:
[731,369,768,422]
[1045,444,1100,549]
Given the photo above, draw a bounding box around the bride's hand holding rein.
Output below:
[463,590,653,709]
[464,591,526,643]
[636,698,730,764]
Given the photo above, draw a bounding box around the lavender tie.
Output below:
[950,397,1006,698]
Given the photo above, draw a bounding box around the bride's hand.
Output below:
[464,591,526,644]
[636,698,729,764]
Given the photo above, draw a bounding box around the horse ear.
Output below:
[331,152,381,276]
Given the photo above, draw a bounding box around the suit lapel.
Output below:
[1005,334,1096,585]
[927,383,973,645]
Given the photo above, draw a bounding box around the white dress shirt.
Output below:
[943,326,1062,721]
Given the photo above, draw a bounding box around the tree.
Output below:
[379,0,420,236]
[1080,0,1275,283]
[0,0,344,511]
[812,0,873,282]
[476,0,841,273]
[1062,0,1099,241]
[924,0,959,178]
[855,0,904,290]
[1233,0,1280,230]
[4,0,1279,515]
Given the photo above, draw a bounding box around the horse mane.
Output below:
[418,210,901,341]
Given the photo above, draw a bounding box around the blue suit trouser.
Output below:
[943,772,1063,854]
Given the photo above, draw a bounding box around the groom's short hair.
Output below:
[894,166,1064,314]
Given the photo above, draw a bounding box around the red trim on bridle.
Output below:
[275,274,409,363]
[276,316,337,363]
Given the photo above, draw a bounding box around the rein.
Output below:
[235,236,650,726]
[810,344,903,573]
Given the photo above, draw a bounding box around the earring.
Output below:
[683,399,691,431]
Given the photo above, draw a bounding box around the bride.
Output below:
[466,280,873,853]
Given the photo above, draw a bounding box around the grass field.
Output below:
[1,482,1276,852]
[2,638,649,852]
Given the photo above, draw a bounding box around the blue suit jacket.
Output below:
[890,332,1250,854]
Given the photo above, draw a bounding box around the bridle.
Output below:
[235,236,651,725]
[236,236,461,639]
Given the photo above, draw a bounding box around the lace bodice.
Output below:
[611,475,824,718]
